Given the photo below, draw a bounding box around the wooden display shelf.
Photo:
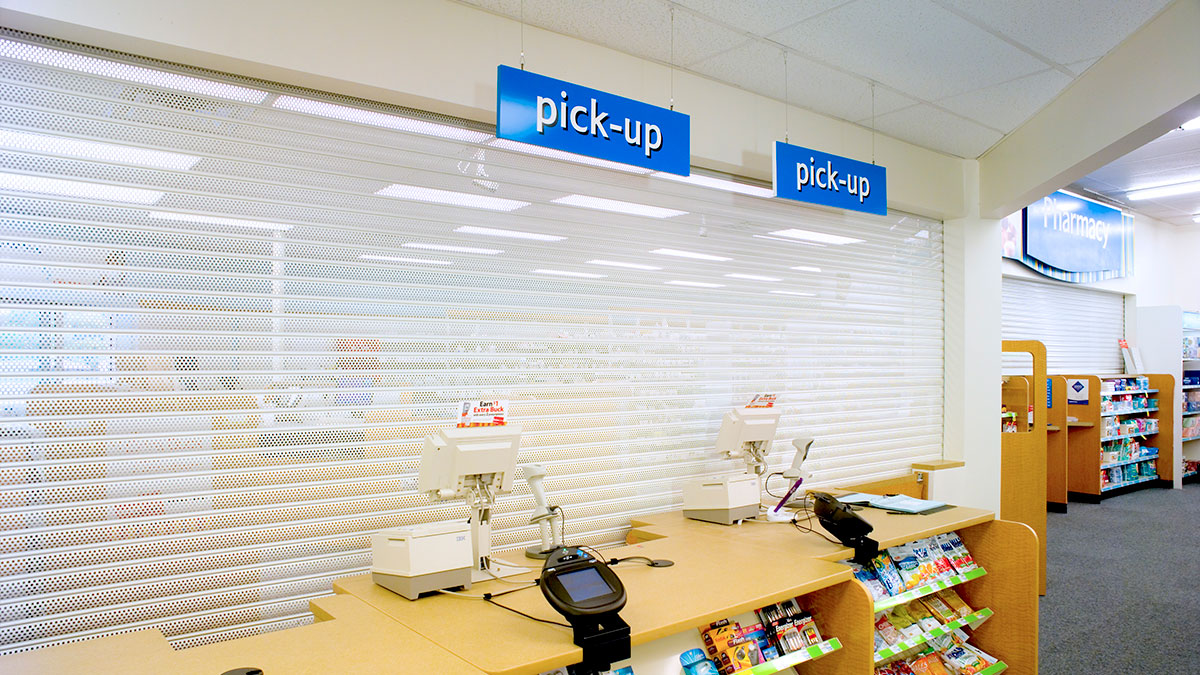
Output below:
[1046,376,1069,511]
[733,637,842,674]
[873,608,994,663]
[629,508,1039,675]
[873,568,988,613]
[1067,421,1094,428]
[1065,374,1176,500]
[1000,341,1047,596]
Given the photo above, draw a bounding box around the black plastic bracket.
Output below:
[567,611,630,673]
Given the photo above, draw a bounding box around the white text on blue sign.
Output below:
[773,142,886,215]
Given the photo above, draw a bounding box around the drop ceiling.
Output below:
[455,0,1174,159]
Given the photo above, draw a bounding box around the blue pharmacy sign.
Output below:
[772,142,887,215]
[1024,191,1125,273]
[495,65,691,175]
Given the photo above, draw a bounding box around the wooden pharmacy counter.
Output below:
[2,502,1037,675]
[0,593,484,675]
[336,534,870,675]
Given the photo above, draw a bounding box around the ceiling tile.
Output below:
[787,59,918,123]
[1066,57,1099,77]
[936,0,1174,66]
[871,104,1003,157]
[673,0,849,36]
[772,0,1050,101]
[671,10,752,66]
[937,68,1071,132]
[689,39,788,100]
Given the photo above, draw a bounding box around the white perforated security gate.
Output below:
[1002,276,1125,375]
[0,31,944,653]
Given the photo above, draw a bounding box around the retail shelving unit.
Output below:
[1046,376,1069,511]
[1136,306,1200,488]
[1065,374,1175,501]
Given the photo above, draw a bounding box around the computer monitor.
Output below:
[714,407,780,458]
[419,424,523,500]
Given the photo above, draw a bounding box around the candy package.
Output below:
[871,553,907,596]
[887,543,928,590]
[874,614,904,646]
[922,537,957,578]
[907,653,952,675]
[887,605,923,641]
[935,532,978,573]
[909,539,939,581]
[920,595,957,624]
[942,645,988,674]
[850,562,891,601]
[934,589,973,619]
[905,600,942,632]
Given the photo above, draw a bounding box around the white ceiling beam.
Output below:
[978,0,1200,219]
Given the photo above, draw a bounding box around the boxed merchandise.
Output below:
[701,622,741,657]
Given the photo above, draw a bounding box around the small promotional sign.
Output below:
[496,65,691,175]
[1024,190,1126,273]
[773,141,887,215]
[745,393,777,409]
[457,400,508,427]
[1066,379,1089,406]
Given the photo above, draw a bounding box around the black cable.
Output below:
[608,555,654,566]
[553,504,566,546]
[577,544,608,564]
[791,499,843,546]
[484,595,571,628]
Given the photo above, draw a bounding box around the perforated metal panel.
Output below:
[1002,276,1125,375]
[0,30,944,654]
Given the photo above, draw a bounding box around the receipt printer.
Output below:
[371,521,473,599]
[681,474,760,525]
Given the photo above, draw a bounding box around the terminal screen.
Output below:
[557,567,612,602]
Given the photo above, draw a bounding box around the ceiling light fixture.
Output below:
[453,225,565,241]
[150,211,292,230]
[359,255,453,265]
[725,273,781,281]
[0,172,163,204]
[375,183,529,212]
[767,228,865,245]
[770,290,816,297]
[0,130,201,170]
[1182,116,1200,131]
[586,260,662,270]
[532,269,607,278]
[401,242,502,255]
[1193,215,1200,223]
[650,248,731,262]
[489,138,653,174]
[552,194,687,219]
[790,265,822,273]
[653,171,774,198]
[666,280,725,288]
[1126,180,1200,201]
[0,38,268,103]
[274,96,491,143]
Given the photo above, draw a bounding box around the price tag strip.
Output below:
[731,637,842,675]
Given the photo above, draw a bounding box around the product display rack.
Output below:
[873,608,994,663]
[1065,374,1175,501]
[732,638,842,675]
[999,341,1048,595]
[872,568,989,613]
[1136,306,1200,488]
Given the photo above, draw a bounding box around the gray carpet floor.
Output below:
[1039,482,1200,673]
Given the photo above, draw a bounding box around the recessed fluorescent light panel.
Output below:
[724,273,781,282]
[654,172,774,198]
[1193,215,1200,223]
[666,280,725,288]
[1182,116,1200,131]
[532,269,607,278]
[790,265,822,273]
[273,96,491,143]
[401,242,502,255]
[489,138,653,174]
[0,39,268,103]
[650,248,731,262]
[0,173,163,204]
[770,290,816,297]
[150,211,293,231]
[586,260,662,271]
[551,194,687,219]
[0,130,201,170]
[767,228,865,245]
[359,255,453,265]
[1126,180,1200,201]
[453,225,565,241]
[375,183,529,212]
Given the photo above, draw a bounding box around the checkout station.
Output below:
[0,401,1039,675]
